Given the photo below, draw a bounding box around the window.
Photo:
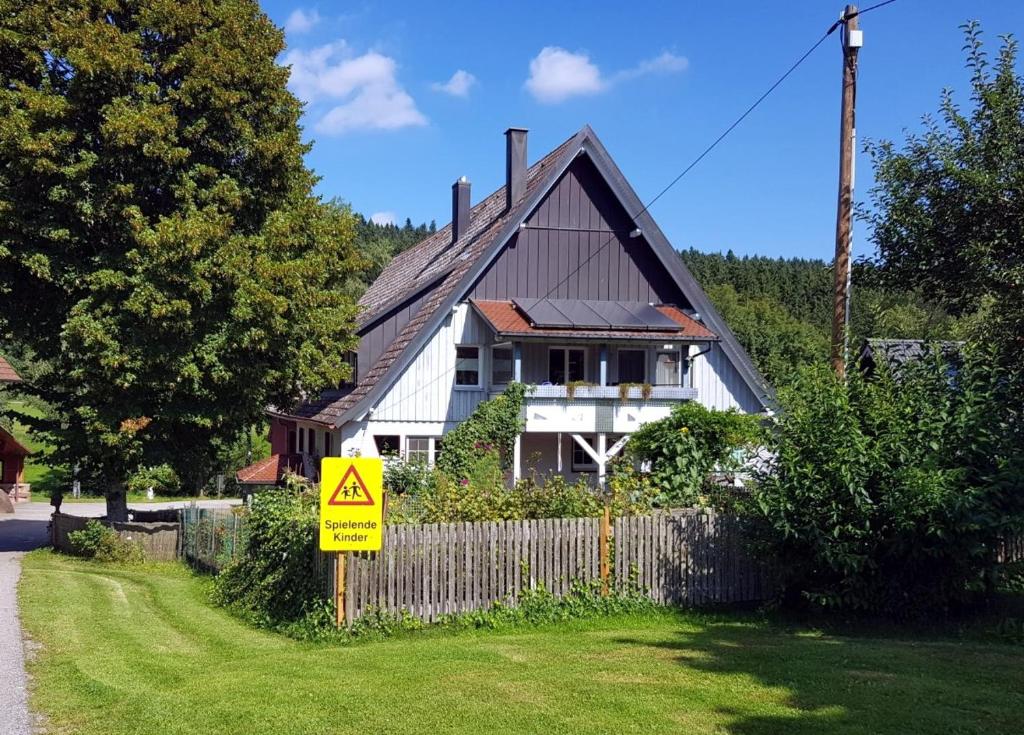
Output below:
[324,432,334,457]
[572,436,597,472]
[406,436,442,466]
[548,347,586,384]
[406,437,431,465]
[308,429,318,456]
[374,435,400,456]
[298,427,305,453]
[491,345,514,385]
[656,350,682,386]
[617,350,646,384]
[455,346,481,387]
[340,351,358,387]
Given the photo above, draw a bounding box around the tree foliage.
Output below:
[747,354,1024,617]
[681,250,957,386]
[865,23,1024,377]
[625,402,763,507]
[0,1,361,517]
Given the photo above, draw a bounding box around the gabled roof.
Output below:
[0,425,30,457]
[235,453,303,485]
[0,356,21,383]
[858,339,963,373]
[289,125,774,425]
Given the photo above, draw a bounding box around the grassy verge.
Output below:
[18,551,1024,735]
[29,494,234,505]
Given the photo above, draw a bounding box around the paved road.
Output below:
[0,498,239,735]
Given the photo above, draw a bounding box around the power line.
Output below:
[334,2,901,422]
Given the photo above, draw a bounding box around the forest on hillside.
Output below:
[679,249,960,387]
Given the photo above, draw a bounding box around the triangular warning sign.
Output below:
[327,464,375,506]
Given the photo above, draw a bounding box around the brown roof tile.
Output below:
[236,453,303,484]
[288,132,581,425]
[471,300,717,341]
[0,356,21,383]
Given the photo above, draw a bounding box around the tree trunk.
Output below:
[106,483,129,522]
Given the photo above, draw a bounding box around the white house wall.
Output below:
[691,343,763,412]
[368,304,494,425]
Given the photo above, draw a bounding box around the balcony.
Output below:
[519,384,696,434]
[527,384,696,401]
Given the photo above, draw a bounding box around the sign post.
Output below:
[319,457,385,627]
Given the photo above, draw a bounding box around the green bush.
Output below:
[213,485,321,626]
[746,353,1024,618]
[434,383,526,481]
[67,520,145,563]
[127,464,182,496]
[382,454,434,496]
[626,402,763,507]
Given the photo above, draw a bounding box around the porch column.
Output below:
[513,342,523,382]
[596,432,607,486]
[512,433,522,483]
[599,346,608,387]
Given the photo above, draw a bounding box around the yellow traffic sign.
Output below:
[319,457,384,552]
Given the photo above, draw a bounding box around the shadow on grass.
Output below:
[613,605,1024,735]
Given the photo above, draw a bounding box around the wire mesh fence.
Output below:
[180,505,248,572]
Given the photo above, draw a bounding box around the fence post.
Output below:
[334,552,346,628]
[599,504,611,596]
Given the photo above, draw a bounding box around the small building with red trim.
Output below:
[0,355,30,505]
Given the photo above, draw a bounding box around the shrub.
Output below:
[127,464,182,496]
[213,486,321,626]
[434,383,526,481]
[746,353,1024,618]
[67,520,145,563]
[626,402,763,506]
[382,455,434,496]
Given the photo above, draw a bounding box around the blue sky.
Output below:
[263,1,1023,261]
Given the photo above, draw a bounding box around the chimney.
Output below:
[451,176,470,243]
[505,127,528,210]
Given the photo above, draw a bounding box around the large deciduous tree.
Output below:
[0,1,361,519]
[865,23,1024,375]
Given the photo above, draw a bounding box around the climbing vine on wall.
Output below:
[434,383,527,481]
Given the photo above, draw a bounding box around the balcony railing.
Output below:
[527,384,697,401]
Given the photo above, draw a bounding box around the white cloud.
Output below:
[370,211,396,226]
[431,70,477,97]
[284,8,320,35]
[525,47,605,103]
[282,42,427,135]
[525,47,688,104]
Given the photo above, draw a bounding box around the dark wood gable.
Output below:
[470,156,689,306]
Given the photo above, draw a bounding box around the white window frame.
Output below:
[454,344,483,390]
[655,348,684,386]
[405,436,441,467]
[571,435,597,472]
[616,348,647,384]
[490,343,514,387]
[547,346,587,385]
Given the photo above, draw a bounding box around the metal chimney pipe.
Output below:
[505,127,528,210]
[452,176,470,243]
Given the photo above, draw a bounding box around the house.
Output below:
[238,126,773,487]
[858,339,962,377]
[0,355,29,508]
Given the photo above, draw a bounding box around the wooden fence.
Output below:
[332,511,771,624]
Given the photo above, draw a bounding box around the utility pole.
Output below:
[831,5,862,378]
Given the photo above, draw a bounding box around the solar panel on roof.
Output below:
[512,298,573,327]
[626,303,680,330]
[549,300,607,328]
[586,301,645,328]
[513,298,682,331]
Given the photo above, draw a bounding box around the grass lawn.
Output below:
[18,551,1024,735]
[5,399,65,495]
